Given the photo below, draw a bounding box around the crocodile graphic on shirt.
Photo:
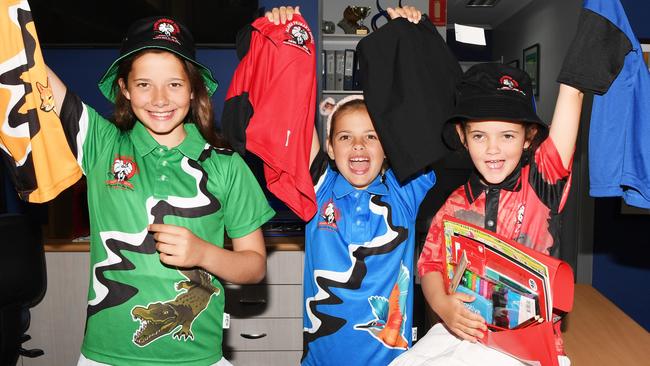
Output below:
[131,269,220,346]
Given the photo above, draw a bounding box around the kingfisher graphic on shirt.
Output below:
[354,262,410,349]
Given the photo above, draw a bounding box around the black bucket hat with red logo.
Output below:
[98,16,218,102]
[442,62,547,149]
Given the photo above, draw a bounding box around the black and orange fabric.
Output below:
[0,0,81,202]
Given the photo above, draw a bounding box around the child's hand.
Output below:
[435,291,487,342]
[149,224,208,268]
[265,5,300,25]
[387,6,422,23]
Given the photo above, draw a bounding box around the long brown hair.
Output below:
[112,49,228,148]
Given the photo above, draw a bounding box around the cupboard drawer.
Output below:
[225,351,302,366]
[223,318,302,351]
[225,284,302,318]
[264,250,303,284]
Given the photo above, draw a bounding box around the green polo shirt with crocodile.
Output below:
[60,92,275,365]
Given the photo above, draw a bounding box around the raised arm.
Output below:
[45,65,67,115]
[548,84,584,168]
[309,125,321,167]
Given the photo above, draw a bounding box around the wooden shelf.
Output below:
[322,33,366,42]
[322,34,365,51]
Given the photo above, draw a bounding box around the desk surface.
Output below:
[563,284,650,366]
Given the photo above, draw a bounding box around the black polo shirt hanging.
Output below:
[356,15,462,182]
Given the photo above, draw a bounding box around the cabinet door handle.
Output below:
[240,332,267,339]
[239,298,267,305]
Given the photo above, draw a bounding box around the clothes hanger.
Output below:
[371,0,403,31]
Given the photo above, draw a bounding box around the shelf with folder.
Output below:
[322,34,365,49]
[322,48,359,92]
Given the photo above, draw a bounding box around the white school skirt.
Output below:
[388,323,570,366]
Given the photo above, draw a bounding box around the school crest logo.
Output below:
[318,199,340,230]
[283,21,313,54]
[498,75,526,95]
[153,18,181,45]
[106,156,138,190]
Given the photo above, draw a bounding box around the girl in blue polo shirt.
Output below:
[303,91,436,365]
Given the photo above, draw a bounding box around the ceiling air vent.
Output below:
[466,0,501,7]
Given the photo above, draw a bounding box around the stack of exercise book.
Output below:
[442,216,575,366]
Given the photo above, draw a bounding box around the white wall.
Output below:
[492,0,582,121]
[492,0,594,282]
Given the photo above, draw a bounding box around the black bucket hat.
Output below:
[442,62,547,149]
[98,16,218,102]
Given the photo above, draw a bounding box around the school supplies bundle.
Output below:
[442,216,575,366]
[0,0,82,202]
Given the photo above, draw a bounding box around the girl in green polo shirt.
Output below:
[42,15,278,366]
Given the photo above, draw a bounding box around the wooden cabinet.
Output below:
[227,350,303,365]
[23,252,89,366]
[24,245,304,366]
[223,250,304,365]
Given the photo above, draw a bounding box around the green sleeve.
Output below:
[59,91,120,174]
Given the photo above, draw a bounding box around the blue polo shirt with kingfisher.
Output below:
[302,161,435,366]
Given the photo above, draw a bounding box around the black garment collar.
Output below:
[465,161,524,204]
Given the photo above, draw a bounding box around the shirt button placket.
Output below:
[350,191,368,239]
[154,148,171,199]
[159,160,170,188]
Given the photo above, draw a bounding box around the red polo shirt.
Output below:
[221,15,317,221]
[418,138,573,278]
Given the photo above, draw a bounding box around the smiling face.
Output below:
[458,120,531,185]
[119,51,192,147]
[327,107,385,190]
